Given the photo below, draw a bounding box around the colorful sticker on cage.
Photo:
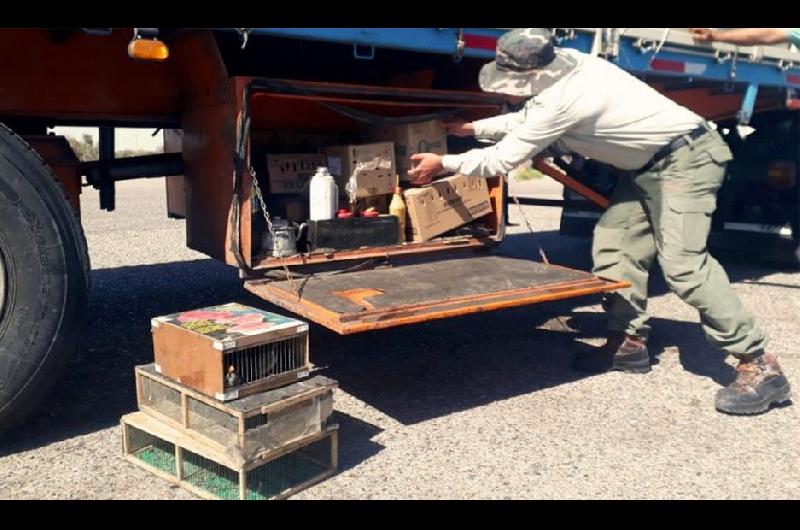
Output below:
[159,304,303,341]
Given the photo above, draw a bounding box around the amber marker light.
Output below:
[128,33,169,61]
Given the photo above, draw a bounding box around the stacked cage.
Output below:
[120,303,339,500]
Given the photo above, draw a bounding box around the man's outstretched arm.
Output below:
[690,28,792,45]
[408,99,578,184]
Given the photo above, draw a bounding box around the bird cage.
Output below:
[151,303,311,400]
[135,363,335,461]
[122,411,338,500]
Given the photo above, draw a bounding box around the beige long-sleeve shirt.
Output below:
[441,48,704,175]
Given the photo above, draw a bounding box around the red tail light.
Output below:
[766,160,797,190]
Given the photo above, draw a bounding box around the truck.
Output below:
[544,29,800,266]
[0,28,798,433]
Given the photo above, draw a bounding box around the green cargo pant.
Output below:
[591,128,767,357]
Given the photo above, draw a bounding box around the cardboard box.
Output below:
[325,142,396,198]
[403,174,493,242]
[367,120,447,182]
[251,130,344,153]
[266,153,328,194]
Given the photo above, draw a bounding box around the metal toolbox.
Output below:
[306,216,400,252]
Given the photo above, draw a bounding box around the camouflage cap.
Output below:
[479,28,579,96]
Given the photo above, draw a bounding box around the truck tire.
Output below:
[0,124,89,435]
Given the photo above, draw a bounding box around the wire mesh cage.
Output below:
[124,422,177,476]
[244,433,334,500]
[138,375,182,425]
[241,392,333,459]
[135,364,336,460]
[121,411,338,500]
[182,450,242,500]
[151,304,311,400]
[224,334,307,386]
[186,395,240,448]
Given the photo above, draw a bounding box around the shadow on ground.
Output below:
[3,228,787,454]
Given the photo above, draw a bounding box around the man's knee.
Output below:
[591,225,625,272]
[659,252,712,300]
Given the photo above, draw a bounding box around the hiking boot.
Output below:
[572,332,650,374]
[610,335,651,373]
[715,353,792,415]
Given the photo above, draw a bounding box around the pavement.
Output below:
[0,177,798,499]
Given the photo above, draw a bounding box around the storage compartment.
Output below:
[187,77,629,335]
[236,78,508,271]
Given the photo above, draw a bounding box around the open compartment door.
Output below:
[244,253,628,334]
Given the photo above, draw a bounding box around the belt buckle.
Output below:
[685,126,707,148]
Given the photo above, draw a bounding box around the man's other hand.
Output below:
[407,153,444,185]
[690,28,714,42]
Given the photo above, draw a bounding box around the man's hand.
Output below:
[439,120,475,137]
[690,28,714,42]
[407,153,444,185]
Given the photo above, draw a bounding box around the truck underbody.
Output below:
[0,27,797,432]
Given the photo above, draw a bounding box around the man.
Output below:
[408,28,792,415]
[690,28,800,48]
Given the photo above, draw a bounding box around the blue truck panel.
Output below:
[239,28,800,91]
[247,28,504,59]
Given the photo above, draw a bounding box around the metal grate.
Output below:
[181,450,241,500]
[223,335,306,386]
[126,424,177,475]
[245,434,333,500]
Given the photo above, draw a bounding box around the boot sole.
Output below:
[611,358,651,374]
[715,382,793,416]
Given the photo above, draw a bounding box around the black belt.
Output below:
[638,125,711,174]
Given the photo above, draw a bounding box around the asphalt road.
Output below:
[0,177,798,499]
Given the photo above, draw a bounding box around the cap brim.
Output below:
[478,49,579,96]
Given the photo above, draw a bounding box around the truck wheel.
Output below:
[0,124,89,435]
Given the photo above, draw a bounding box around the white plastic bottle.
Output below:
[309,166,338,221]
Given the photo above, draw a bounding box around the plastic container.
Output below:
[309,167,338,221]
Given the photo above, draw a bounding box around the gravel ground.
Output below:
[1,178,798,499]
